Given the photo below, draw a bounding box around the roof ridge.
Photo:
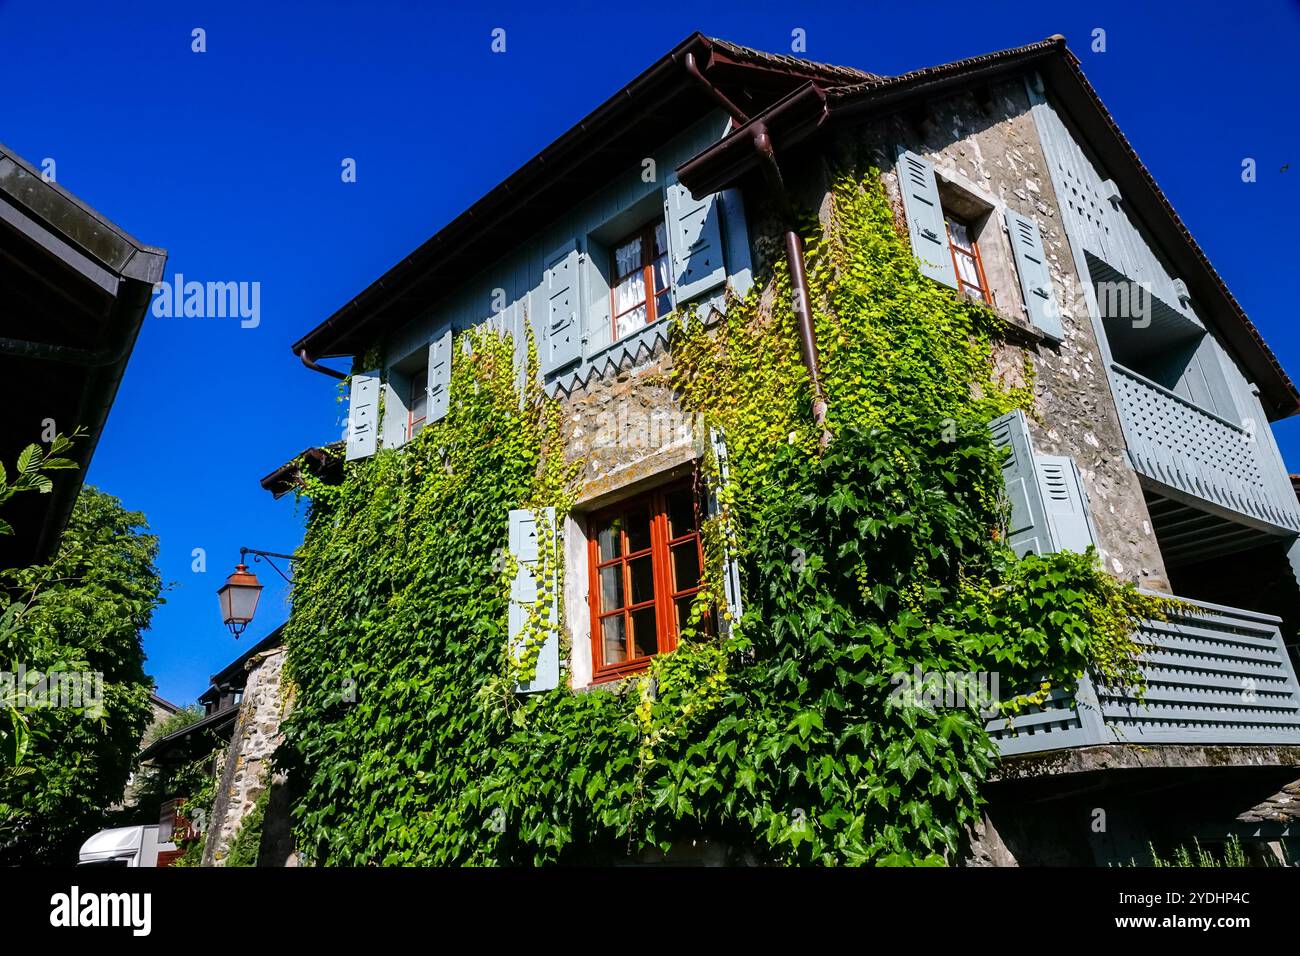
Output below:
[705,35,882,84]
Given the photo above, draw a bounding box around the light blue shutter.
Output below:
[508,507,559,693]
[897,150,957,289]
[426,326,451,423]
[989,410,1050,556]
[1035,455,1098,554]
[1005,209,1062,340]
[540,240,582,375]
[344,370,379,461]
[380,373,408,449]
[708,428,743,630]
[665,175,726,305]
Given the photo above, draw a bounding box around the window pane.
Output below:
[616,304,647,340]
[614,236,643,278]
[599,565,624,611]
[596,520,622,561]
[628,555,655,605]
[671,543,701,593]
[631,607,658,658]
[602,615,627,664]
[614,271,646,316]
[676,596,695,634]
[666,488,695,539]
[653,220,668,258]
[653,251,670,294]
[947,218,974,253]
[954,251,982,290]
[655,290,672,321]
[624,510,652,553]
[409,383,428,422]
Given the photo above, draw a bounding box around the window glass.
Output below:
[611,219,671,343]
[588,483,708,679]
[614,235,643,279]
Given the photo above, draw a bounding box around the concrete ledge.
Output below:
[993,742,1300,782]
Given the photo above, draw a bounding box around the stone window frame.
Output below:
[929,166,1028,328]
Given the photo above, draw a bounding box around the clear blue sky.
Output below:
[2,1,1297,704]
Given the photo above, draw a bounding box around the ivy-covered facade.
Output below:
[253,34,1300,866]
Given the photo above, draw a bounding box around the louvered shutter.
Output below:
[665,174,727,305]
[508,508,560,693]
[426,326,452,423]
[1035,455,1098,554]
[989,410,1050,556]
[344,370,379,461]
[1005,209,1063,340]
[540,240,583,375]
[897,150,958,289]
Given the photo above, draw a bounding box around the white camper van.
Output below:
[78,825,177,867]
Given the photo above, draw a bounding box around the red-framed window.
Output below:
[610,220,672,342]
[944,212,992,303]
[408,367,428,438]
[587,482,706,681]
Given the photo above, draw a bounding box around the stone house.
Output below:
[263,33,1300,864]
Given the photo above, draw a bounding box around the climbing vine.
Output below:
[279,168,1162,866]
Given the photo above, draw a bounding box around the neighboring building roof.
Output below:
[0,144,167,567]
[206,624,286,694]
[137,625,286,764]
[136,704,238,764]
[286,33,1297,421]
[260,442,344,498]
[149,693,182,716]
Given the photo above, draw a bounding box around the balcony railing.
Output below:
[989,594,1300,756]
[1111,362,1300,532]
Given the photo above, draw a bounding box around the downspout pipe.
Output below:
[682,55,829,445]
[751,124,829,441]
[298,349,348,381]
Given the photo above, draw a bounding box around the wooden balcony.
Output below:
[989,595,1300,756]
[1111,362,1300,533]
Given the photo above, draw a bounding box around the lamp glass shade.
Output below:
[217,564,263,627]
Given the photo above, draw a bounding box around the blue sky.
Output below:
[2,0,1297,704]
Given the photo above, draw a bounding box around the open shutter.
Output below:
[1035,455,1098,554]
[380,374,408,449]
[426,326,452,424]
[989,410,1050,557]
[897,150,957,289]
[708,428,743,630]
[1005,209,1062,340]
[665,175,726,305]
[539,240,583,376]
[508,508,560,693]
[344,370,379,461]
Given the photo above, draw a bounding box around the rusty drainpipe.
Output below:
[299,348,348,381]
[683,53,830,447]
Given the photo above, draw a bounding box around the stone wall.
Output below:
[201,646,293,866]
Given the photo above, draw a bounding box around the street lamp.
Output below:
[217,547,296,638]
[217,563,263,638]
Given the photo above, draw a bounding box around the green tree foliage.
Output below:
[0,431,85,774]
[0,487,162,864]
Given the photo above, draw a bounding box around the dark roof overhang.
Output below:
[259,442,344,498]
[677,36,1299,420]
[0,144,167,568]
